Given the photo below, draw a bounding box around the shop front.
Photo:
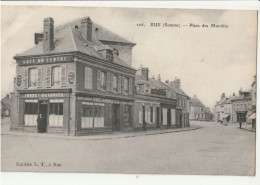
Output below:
[76,95,134,135]
[161,103,176,128]
[13,89,71,135]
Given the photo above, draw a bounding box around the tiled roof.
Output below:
[190,97,205,107]
[16,18,134,69]
[135,74,149,85]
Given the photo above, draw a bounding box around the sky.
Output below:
[1,6,257,109]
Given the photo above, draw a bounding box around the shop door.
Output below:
[113,104,120,131]
[38,100,48,133]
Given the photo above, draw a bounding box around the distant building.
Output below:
[1,94,11,117]
[190,95,213,122]
[215,89,252,125]
[248,75,256,127]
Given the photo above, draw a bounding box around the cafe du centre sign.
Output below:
[17,55,74,66]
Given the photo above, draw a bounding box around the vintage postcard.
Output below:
[1,5,257,176]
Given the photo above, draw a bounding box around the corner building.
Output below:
[10,17,136,136]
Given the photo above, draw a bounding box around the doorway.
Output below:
[38,100,48,133]
[113,104,120,131]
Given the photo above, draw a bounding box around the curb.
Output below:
[240,127,256,132]
[1,125,202,140]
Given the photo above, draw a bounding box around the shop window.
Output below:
[24,100,38,126]
[29,68,38,87]
[139,105,143,124]
[124,105,131,125]
[49,100,63,127]
[81,102,104,128]
[150,107,153,123]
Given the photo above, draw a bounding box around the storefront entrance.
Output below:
[113,104,121,131]
[38,100,48,133]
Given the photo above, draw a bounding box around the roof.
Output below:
[216,97,227,106]
[190,97,205,107]
[164,83,190,98]
[135,74,149,85]
[1,96,11,109]
[15,17,135,69]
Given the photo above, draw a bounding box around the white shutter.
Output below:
[153,107,156,124]
[139,106,142,123]
[24,68,28,89]
[61,65,66,87]
[162,108,167,125]
[37,67,42,88]
[129,78,133,95]
[85,67,92,89]
[97,70,101,90]
[106,72,110,91]
[118,76,122,93]
[46,67,51,88]
[171,109,176,125]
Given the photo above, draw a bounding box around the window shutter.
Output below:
[118,76,122,93]
[122,76,125,94]
[46,66,51,88]
[129,78,132,95]
[24,68,28,89]
[106,72,110,91]
[61,65,66,87]
[37,67,42,88]
[111,74,114,92]
[85,67,92,89]
[97,70,101,90]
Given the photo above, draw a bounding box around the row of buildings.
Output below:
[9,16,212,136]
[214,76,256,126]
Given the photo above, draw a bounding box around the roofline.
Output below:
[99,40,136,47]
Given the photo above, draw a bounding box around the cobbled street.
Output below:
[1,118,255,175]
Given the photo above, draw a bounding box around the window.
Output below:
[139,105,143,123]
[85,67,92,89]
[106,50,113,62]
[124,77,129,93]
[52,66,62,86]
[29,68,38,87]
[81,102,105,128]
[101,71,106,90]
[111,74,118,92]
[49,99,63,127]
[24,100,38,126]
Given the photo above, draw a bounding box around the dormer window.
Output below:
[106,50,113,62]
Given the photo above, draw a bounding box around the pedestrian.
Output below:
[239,121,242,129]
[143,120,147,131]
[37,114,43,133]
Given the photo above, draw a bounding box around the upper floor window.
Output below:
[101,71,106,90]
[106,50,113,62]
[29,68,38,87]
[52,66,62,86]
[111,74,118,92]
[85,67,93,89]
[46,65,66,88]
[123,77,129,93]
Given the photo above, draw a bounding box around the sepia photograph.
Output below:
[1,4,257,178]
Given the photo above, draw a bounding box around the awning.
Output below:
[223,114,230,118]
[249,113,256,119]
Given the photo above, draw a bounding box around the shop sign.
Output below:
[18,55,73,66]
[16,75,22,87]
[23,93,65,98]
[68,72,75,84]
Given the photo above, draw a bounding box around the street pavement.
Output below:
[1,118,255,175]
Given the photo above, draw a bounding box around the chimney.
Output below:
[141,67,149,81]
[43,17,54,52]
[171,78,181,89]
[81,17,92,42]
[221,93,225,99]
[233,93,236,96]
[158,74,161,81]
[254,75,257,83]
[35,33,43,45]
[165,80,169,84]
[152,75,155,79]
[6,94,10,98]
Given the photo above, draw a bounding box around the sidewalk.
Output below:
[1,125,201,140]
[240,124,256,132]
